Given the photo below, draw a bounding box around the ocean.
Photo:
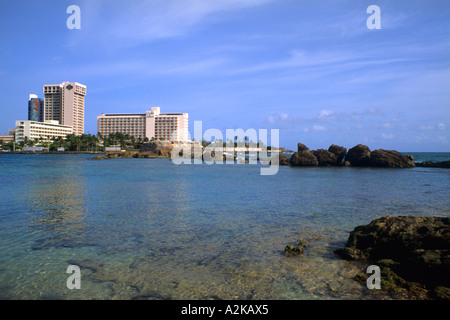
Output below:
[0,152,449,300]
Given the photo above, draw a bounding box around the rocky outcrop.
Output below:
[289,150,319,166]
[102,151,139,159]
[289,143,348,167]
[279,153,290,166]
[334,215,450,299]
[297,143,309,152]
[289,144,318,166]
[90,155,107,160]
[416,161,450,168]
[140,141,173,158]
[345,144,371,166]
[328,144,347,164]
[369,149,415,168]
[340,145,415,168]
[313,149,338,166]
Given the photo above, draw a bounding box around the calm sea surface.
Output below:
[0,153,449,300]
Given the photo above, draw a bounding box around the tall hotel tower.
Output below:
[43,82,86,135]
[28,94,44,122]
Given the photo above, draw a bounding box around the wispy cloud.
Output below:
[75,0,274,47]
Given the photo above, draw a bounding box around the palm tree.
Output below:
[73,135,81,151]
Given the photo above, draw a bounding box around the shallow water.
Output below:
[0,154,449,299]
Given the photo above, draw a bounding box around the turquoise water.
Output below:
[401,152,450,163]
[0,153,449,300]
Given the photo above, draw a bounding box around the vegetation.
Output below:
[201,136,267,148]
[0,131,272,152]
[0,132,146,152]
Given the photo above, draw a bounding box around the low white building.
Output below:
[0,134,14,144]
[15,120,73,143]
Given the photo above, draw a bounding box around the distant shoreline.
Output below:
[1,151,104,155]
[2,150,449,168]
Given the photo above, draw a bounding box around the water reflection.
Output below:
[25,173,88,250]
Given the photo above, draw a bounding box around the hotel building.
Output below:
[15,120,73,143]
[0,134,14,144]
[43,82,86,135]
[97,107,189,142]
[28,94,44,122]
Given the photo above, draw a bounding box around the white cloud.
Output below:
[382,133,394,140]
[419,125,435,131]
[312,125,327,132]
[381,122,394,129]
[79,0,274,44]
[266,115,275,124]
[438,123,446,130]
[315,108,382,123]
[318,110,335,120]
[303,125,328,133]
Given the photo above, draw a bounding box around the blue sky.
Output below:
[1,0,449,151]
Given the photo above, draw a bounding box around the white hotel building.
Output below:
[97,107,189,142]
[15,120,73,143]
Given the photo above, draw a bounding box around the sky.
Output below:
[0,0,449,151]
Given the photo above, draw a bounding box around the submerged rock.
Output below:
[284,239,307,256]
[67,258,105,272]
[90,155,107,160]
[284,244,304,256]
[415,161,450,168]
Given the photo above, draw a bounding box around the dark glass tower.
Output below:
[28,94,44,122]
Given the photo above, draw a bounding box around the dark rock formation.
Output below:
[103,151,139,159]
[279,153,290,166]
[288,143,318,166]
[297,143,309,152]
[369,149,415,168]
[313,149,338,166]
[67,258,105,272]
[416,161,450,168]
[284,239,307,256]
[140,141,173,158]
[90,155,107,160]
[290,143,348,167]
[289,150,319,166]
[284,244,304,256]
[328,144,347,164]
[121,151,139,158]
[345,144,371,166]
[335,215,450,298]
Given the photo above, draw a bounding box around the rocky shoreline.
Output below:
[283,143,417,168]
[90,141,449,169]
[415,161,450,168]
[334,215,450,300]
